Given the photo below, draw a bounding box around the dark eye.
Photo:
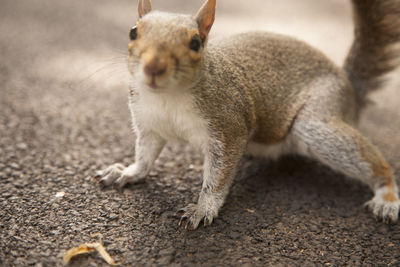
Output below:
[189,35,201,52]
[129,26,138,41]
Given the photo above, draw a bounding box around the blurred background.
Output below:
[1,1,400,266]
[0,0,355,91]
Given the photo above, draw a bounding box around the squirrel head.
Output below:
[128,0,216,93]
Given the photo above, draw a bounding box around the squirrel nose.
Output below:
[144,60,167,77]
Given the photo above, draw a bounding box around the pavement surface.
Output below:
[1,0,400,266]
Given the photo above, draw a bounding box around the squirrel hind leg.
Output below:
[290,114,399,222]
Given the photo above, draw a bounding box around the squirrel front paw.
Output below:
[96,163,146,188]
[178,203,218,230]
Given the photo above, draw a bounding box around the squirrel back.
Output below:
[344,0,400,105]
[196,32,350,144]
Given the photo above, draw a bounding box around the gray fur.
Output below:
[97,0,400,229]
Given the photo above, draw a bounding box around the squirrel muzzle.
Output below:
[141,47,171,89]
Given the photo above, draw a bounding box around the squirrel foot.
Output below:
[365,189,400,223]
[96,163,145,188]
[178,203,216,230]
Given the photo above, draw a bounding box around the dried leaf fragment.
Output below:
[63,244,96,263]
[63,234,123,265]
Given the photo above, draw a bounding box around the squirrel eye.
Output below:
[129,26,138,41]
[189,35,201,52]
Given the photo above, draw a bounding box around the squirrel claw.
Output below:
[178,217,190,229]
[98,179,107,190]
[96,163,126,187]
[94,172,102,180]
[203,216,213,227]
[177,204,201,230]
[177,203,216,230]
[176,209,186,216]
[96,163,146,190]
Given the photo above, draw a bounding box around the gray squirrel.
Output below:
[96,0,400,229]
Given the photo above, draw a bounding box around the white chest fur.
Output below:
[129,90,210,152]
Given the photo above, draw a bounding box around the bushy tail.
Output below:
[344,0,400,105]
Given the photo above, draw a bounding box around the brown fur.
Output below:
[193,33,340,147]
[138,0,152,19]
[344,0,400,104]
[358,135,395,184]
[383,191,398,202]
[196,0,216,42]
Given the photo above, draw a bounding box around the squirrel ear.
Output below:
[138,0,152,19]
[195,0,216,43]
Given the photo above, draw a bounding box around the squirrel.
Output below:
[96,0,400,229]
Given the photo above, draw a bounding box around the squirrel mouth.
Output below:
[148,76,162,90]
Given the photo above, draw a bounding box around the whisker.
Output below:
[75,59,130,91]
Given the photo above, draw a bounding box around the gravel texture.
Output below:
[1,0,400,266]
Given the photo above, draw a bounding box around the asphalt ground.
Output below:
[1,0,400,266]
